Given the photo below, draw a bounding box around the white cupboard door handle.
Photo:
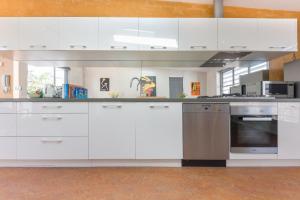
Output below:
[41,138,63,143]
[149,105,169,109]
[150,46,167,50]
[69,45,87,49]
[269,46,286,49]
[0,45,8,49]
[29,45,47,49]
[42,105,63,109]
[42,116,62,121]
[190,45,207,49]
[230,45,247,49]
[110,45,127,50]
[102,105,122,109]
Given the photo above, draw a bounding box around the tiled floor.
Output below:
[0,167,300,200]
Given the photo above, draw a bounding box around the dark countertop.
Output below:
[1,97,300,103]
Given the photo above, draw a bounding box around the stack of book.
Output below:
[63,84,88,99]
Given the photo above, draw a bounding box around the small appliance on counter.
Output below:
[43,84,57,98]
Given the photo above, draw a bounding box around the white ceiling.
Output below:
[164,0,300,12]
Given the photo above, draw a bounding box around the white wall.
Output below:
[84,67,208,98]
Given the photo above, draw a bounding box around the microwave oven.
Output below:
[246,81,295,98]
[262,81,294,98]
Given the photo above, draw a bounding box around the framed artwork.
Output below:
[141,76,156,97]
[100,78,110,91]
[191,82,200,96]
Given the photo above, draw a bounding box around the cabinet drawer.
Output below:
[0,137,16,159]
[17,102,88,113]
[0,114,16,136]
[17,137,88,159]
[17,114,88,137]
[0,102,17,113]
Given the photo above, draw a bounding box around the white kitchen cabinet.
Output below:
[278,103,300,159]
[17,114,88,137]
[0,17,19,50]
[59,17,99,50]
[258,19,298,51]
[139,18,179,50]
[0,137,17,159]
[17,137,88,160]
[179,18,218,51]
[135,103,183,159]
[0,114,16,136]
[89,103,135,159]
[17,102,88,114]
[99,18,139,50]
[0,102,17,113]
[19,17,59,50]
[218,18,259,51]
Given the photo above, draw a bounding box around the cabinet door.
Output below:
[0,114,16,136]
[20,17,59,50]
[60,17,99,50]
[100,18,139,50]
[135,103,183,159]
[17,114,88,137]
[179,18,218,51]
[258,19,298,51]
[89,103,135,159]
[0,137,17,159]
[0,17,19,50]
[278,103,300,159]
[17,137,88,160]
[139,18,178,51]
[218,18,258,51]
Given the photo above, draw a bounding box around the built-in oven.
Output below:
[230,102,278,154]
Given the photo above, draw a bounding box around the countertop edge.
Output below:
[1,98,300,102]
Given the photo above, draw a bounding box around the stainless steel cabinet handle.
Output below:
[102,105,122,109]
[29,45,47,49]
[149,105,169,109]
[110,45,127,50]
[230,45,247,49]
[190,45,207,49]
[42,105,63,109]
[269,46,286,49]
[150,46,167,50]
[242,117,273,121]
[42,116,62,120]
[41,138,63,143]
[69,45,87,49]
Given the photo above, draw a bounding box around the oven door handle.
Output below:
[242,117,273,121]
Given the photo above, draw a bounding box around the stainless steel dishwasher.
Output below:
[183,103,230,166]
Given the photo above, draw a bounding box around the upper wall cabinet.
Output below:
[99,18,139,50]
[179,18,218,51]
[20,17,60,50]
[218,18,259,51]
[139,18,179,51]
[59,17,99,50]
[258,19,298,51]
[0,18,19,50]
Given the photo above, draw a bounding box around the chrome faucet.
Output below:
[130,77,141,91]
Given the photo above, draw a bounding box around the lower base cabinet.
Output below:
[278,103,300,159]
[89,103,136,159]
[17,137,88,160]
[0,137,17,159]
[135,103,183,159]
